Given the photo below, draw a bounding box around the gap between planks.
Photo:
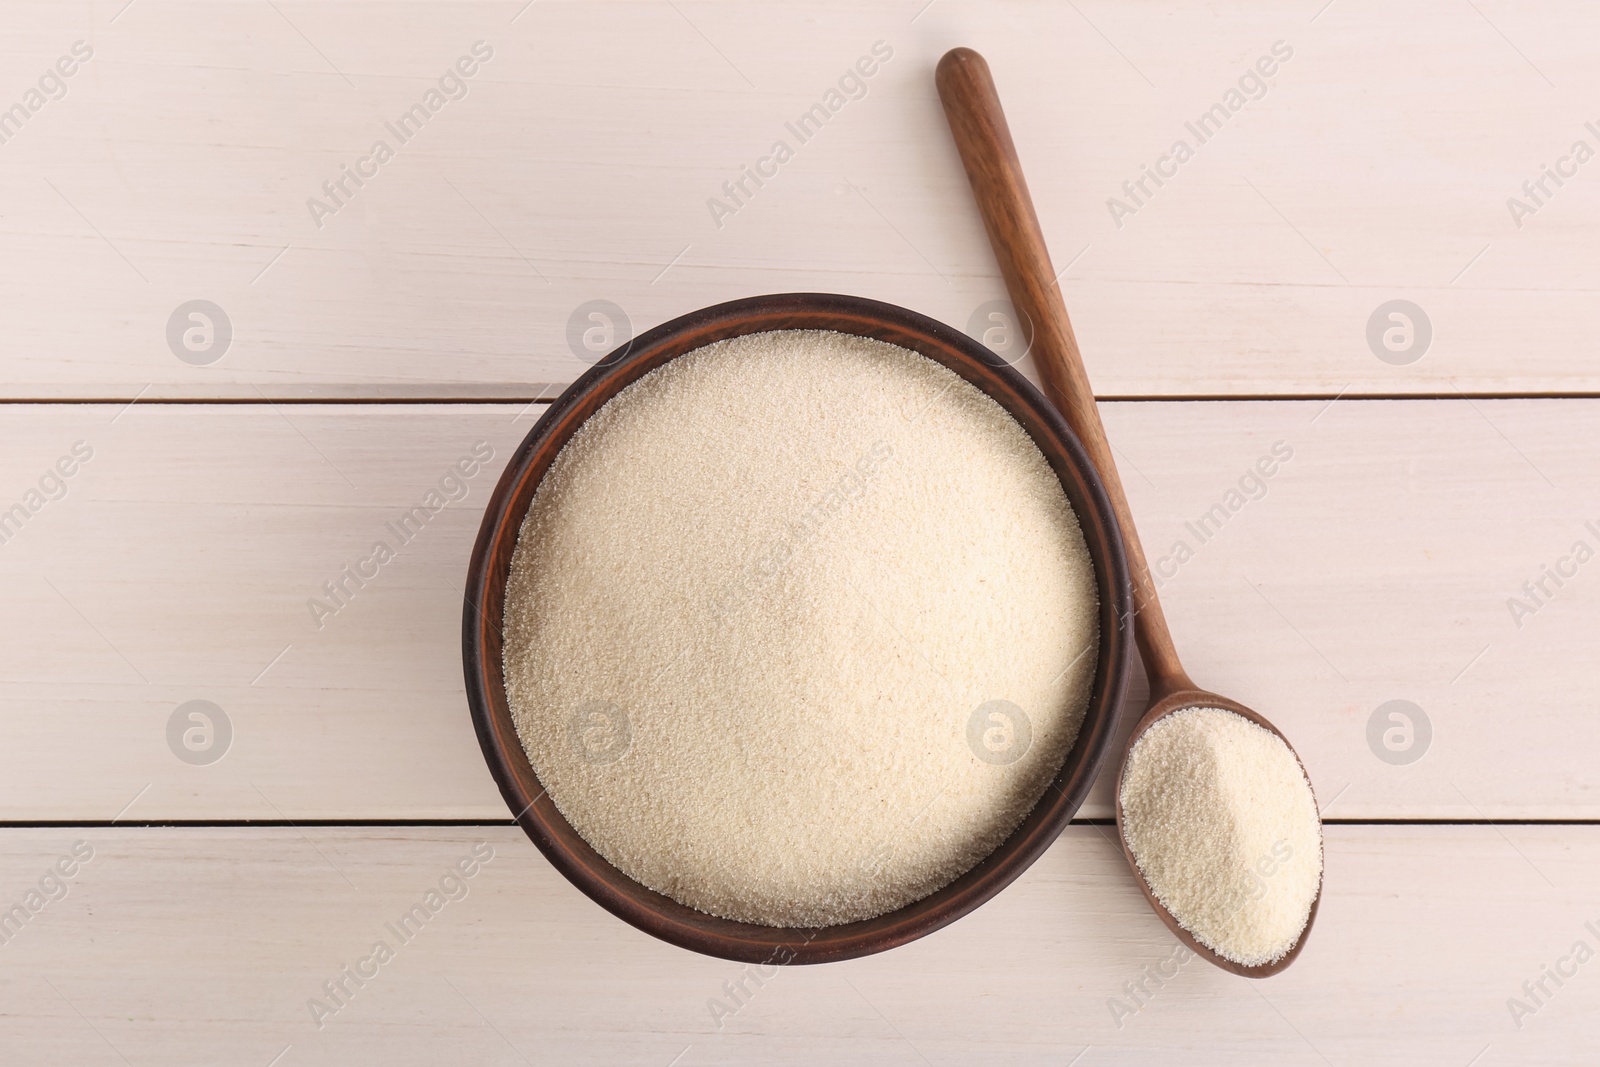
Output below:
[10,392,1600,404]
[2,818,1596,829]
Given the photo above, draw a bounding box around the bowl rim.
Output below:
[462,292,1133,964]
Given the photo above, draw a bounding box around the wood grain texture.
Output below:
[3,0,1594,1054]
[1,400,1595,821]
[0,825,1592,1065]
[2,1,1599,398]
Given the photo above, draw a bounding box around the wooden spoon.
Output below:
[935,46,1321,977]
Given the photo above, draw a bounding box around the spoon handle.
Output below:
[935,46,1191,698]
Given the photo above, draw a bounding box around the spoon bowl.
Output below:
[1114,682,1322,978]
[936,45,1324,975]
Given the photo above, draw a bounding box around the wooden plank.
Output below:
[0,399,1594,820]
[3,2,1599,398]
[0,403,537,822]
[0,824,1592,1064]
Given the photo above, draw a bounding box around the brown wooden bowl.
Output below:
[462,292,1133,964]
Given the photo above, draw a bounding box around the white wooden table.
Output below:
[3,2,1597,1063]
